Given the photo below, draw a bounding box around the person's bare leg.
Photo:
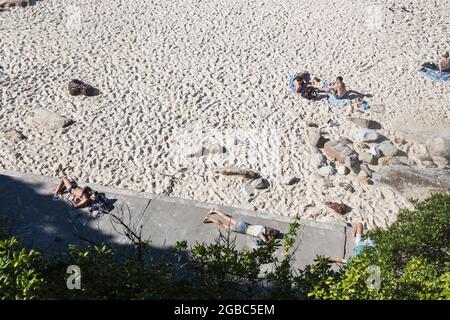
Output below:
[352,222,364,238]
[206,216,233,232]
[53,177,72,195]
[215,210,237,226]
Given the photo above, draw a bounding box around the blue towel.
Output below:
[418,67,450,84]
[326,93,351,107]
[289,73,296,94]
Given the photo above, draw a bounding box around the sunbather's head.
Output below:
[336,76,343,83]
[443,52,449,59]
[265,227,280,240]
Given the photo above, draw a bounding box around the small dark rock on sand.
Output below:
[325,202,351,215]
[68,79,95,96]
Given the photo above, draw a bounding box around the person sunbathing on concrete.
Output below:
[323,76,347,99]
[203,209,280,244]
[328,222,375,264]
[53,177,98,209]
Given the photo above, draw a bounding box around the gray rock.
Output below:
[308,129,327,148]
[355,129,383,143]
[426,136,450,160]
[378,156,416,167]
[323,140,357,163]
[432,156,449,167]
[282,176,301,185]
[318,165,336,177]
[359,164,372,177]
[29,109,71,130]
[420,161,437,169]
[358,151,377,165]
[337,165,350,175]
[339,182,355,193]
[310,152,327,169]
[251,178,270,189]
[375,141,399,157]
[373,165,450,199]
[4,129,25,143]
[0,0,31,9]
[344,154,361,174]
[348,117,380,129]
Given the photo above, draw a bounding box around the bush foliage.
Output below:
[0,193,449,300]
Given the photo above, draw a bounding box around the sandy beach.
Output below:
[1,0,449,228]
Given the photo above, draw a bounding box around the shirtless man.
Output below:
[53,177,97,209]
[439,52,450,74]
[324,76,347,99]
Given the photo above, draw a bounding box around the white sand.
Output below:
[1,0,449,228]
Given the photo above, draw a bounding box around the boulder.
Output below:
[358,151,377,165]
[432,156,449,167]
[325,202,351,215]
[308,129,327,148]
[337,164,350,175]
[359,164,372,177]
[344,154,361,174]
[310,152,327,169]
[358,176,373,185]
[348,117,380,129]
[251,178,270,189]
[378,156,416,167]
[375,141,399,157]
[419,161,437,169]
[3,129,25,143]
[304,121,318,128]
[0,0,30,9]
[426,136,450,160]
[29,109,72,130]
[318,165,336,177]
[373,165,450,199]
[339,182,355,193]
[68,79,96,96]
[355,129,383,143]
[323,140,356,163]
[282,176,301,185]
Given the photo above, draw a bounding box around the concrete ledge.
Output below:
[0,169,354,269]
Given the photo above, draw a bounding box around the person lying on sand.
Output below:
[328,222,375,264]
[53,177,98,209]
[439,52,450,74]
[203,209,280,244]
[323,76,347,99]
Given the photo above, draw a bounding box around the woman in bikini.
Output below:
[203,209,280,244]
[53,177,98,209]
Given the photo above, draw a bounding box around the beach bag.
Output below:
[88,193,111,217]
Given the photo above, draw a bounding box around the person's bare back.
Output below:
[439,55,450,72]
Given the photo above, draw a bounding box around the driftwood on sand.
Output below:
[214,167,260,180]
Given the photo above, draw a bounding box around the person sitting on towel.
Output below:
[439,52,450,74]
[323,76,347,99]
[293,72,309,94]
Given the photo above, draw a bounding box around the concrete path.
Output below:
[0,170,354,270]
